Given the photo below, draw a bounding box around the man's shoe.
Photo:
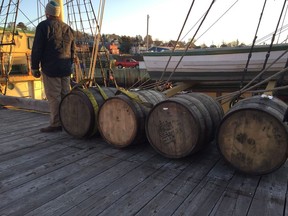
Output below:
[40,126,62,133]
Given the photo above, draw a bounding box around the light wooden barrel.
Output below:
[217,95,288,175]
[97,89,167,148]
[146,93,224,158]
[59,87,117,138]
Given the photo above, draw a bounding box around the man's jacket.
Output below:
[31,17,75,77]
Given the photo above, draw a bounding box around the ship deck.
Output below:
[1,106,288,216]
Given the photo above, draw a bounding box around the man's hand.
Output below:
[32,69,41,78]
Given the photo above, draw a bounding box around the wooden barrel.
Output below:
[146,93,224,158]
[95,68,149,88]
[59,86,117,138]
[97,89,167,148]
[217,95,288,175]
[175,93,224,140]
[185,93,224,130]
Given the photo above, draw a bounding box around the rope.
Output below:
[216,48,288,103]
[137,80,166,91]
[277,3,288,44]
[95,83,108,100]
[97,55,107,86]
[259,0,287,76]
[255,23,288,45]
[218,66,288,105]
[87,0,105,86]
[116,88,153,108]
[0,0,20,95]
[240,0,267,88]
[66,0,109,88]
[0,0,4,15]
[128,72,151,90]
[157,0,196,83]
[164,0,216,85]
[249,84,288,94]
[194,0,239,43]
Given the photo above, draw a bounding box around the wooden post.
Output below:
[163,82,195,97]
[265,80,276,96]
[0,52,5,77]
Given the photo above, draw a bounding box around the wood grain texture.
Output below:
[1,106,288,216]
[217,96,288,175]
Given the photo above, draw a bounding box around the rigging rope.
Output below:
[235,0,288,102]
[230,0,288,104]
[277,3,288,44]
[216,47,288,102]
[157,0,196,83]
[164,0,216,86]
[84,0,98,37]
[66,0,116,88]
[0,0,5,15]
[239,0,268,88]
[186,0,239,43]
[87,0,105,87]
[260,0,287,73]
[255,23,288,45]
[156,0,238,90]
[66,0,109,87]
[1,0,13,45]
[0,0,20,96]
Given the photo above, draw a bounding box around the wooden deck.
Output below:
[1,106,288,216]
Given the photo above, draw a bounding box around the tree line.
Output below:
[15,22,247,54]
[99,34,247,54]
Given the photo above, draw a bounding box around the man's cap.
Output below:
[45,1,60,17]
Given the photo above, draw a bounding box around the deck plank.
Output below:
[170,159,235,215]
[210,173,260,216]
[0,146,143,215]
[0,143,104,194]
[27,148,159,216]
[247,163,288,216]
[96,158,188,216]
[0,107,288,216]
[134,145,221,216]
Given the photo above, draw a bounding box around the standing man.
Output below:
[31,0,75,132]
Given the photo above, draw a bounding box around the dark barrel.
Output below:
[145,92,224,158]
[95,68,150,88]
[59,86,117,138]
[176,92,224,139]
[217,95,288,175]
[97,89,167,148]
[185,93,224,137]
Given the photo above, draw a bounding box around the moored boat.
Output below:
[0,28,45,100]
[143,44,288,82]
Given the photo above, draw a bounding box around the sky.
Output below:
[16,0,288,46]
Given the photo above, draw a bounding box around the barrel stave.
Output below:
[98,89,166,148]
[60,87,117,138]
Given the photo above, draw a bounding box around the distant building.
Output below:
[109,43,119,55]
[166,41,185,48]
